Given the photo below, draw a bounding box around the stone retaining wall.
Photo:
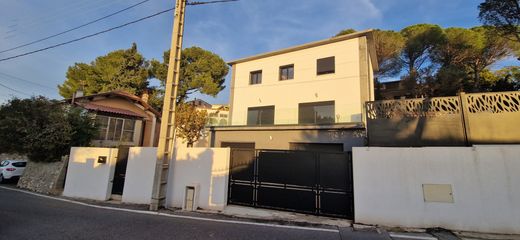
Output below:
[0,153,28,161]
[17,156,68,195]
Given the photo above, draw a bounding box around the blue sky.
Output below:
[0,0,515,104]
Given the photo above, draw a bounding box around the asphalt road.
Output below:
[0,186,396,240]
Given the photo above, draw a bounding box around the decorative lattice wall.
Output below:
[366,97,460,119]
[365,91,520,146]
[465,92,520,114]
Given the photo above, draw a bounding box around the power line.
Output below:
[187,0,239,5]
[0,0,240,62]
[0,0,151,54]
[0,81,32,97]
[0,72,56,90]
[0,7,175,62]
[3,0,119,38]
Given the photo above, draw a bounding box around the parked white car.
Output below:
[0,160,27,183]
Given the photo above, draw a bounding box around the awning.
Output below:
[77,102,147,118]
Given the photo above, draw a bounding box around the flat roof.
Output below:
[227,29,378,70]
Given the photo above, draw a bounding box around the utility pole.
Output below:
[150,0,187,211]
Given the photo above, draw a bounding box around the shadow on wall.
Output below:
[168,147,229,210]
[63,147,118,201]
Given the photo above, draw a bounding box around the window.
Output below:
[0,161,8,167]
[122,119,135,142]
[12,162,26,167]
[279,64,294,80]
[247,106,275,126]
[298,101,335,124]
[219,113,228,118]
[95,115,135,142]
[250,70,262,85]
[317,56,335,75]
[96,115,109,140]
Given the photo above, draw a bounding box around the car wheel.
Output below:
[0,174,3,183]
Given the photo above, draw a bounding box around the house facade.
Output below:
[207,30,378,152]
[68,90,161,148]
[187,99,230,126]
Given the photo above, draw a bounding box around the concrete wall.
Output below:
[210,125,365,151]
[122,147,157,204]
[463,92,520,144]
[63,147,118,201]
[366,92,520,147]
[366,97,467,147]
[231,37,372,125]
[353,145,520,234]
[166,147,231,211]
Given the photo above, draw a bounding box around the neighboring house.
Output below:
[66,90,161,147]
[187,99,230,126]
[206,30,378,152]
[378,80,412,100]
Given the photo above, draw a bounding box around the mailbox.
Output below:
[97,156,107,164]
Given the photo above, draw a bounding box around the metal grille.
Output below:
[228,149,353,219]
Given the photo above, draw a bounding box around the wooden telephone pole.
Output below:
[150,0,187,211]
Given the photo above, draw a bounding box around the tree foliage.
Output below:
[336,29,405,78]
[400,24,445,91]
[335,28,357,36]
[491,66,520,91]
[479,0,520,43]
[336,23,517,98]
[430,27,513,95]
[150,46,229,104]
[373,30,406,78]
[58,43,150,99]
[175,104,208,147]
[0,97,97,162]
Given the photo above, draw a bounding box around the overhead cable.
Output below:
[0,0,152,54]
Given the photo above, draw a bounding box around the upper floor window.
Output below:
[279,64,294,80]
[247,106,275,126]
[298,101,335,124]
[250,70,262,85]
[317,56,335,75]
[95,115,135,142]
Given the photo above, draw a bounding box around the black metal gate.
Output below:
[112,146,129,195]
[228,149,354,219]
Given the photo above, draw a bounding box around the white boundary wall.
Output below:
[166,147,230,211]
[122,147,157,204]
[353,145,520,234]
[63,147,118,201]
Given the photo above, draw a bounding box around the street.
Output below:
[0,186,392,240]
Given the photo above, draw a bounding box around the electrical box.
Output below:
[423,184,454,203]
[183,184,199,211]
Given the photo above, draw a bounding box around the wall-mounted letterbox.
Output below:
[97,156,107,164]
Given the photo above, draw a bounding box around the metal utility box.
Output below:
[423,184,454,203]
